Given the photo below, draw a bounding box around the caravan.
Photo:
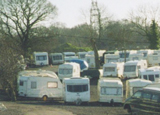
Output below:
[139,66,160,82]
[63,77,90,105]
[137,49,153,60]
[104,53,120,64]
[58,62,80,80]
[97,78,123,105]
[17,70,63,101]
[63,52,78,62]
[123,60,148,79]
[77,52,87,60]
[102,62,124,78]
[125,79,152,99]
[147,52,160,67]
[32,52,49,66]
[119,50,137,62]
[49,53,64,65]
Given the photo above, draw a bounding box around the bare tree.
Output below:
[0,0,57,56]
[128,4,160,49]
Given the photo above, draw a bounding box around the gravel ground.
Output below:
[0,65,130,115]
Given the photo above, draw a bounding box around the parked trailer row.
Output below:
[18,69,135,105]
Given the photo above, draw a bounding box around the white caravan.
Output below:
[85,54,95,69]
[97,78,123,105]
[125,79,152,99]
[119,50,137,62]
[58,62,80,80]
[33,52,49,66]
[49,53,64,65]
[123,60,148,79]
[17,70,63,101]
[138,66,160,82]
[128,53,144,61]
[104,53,120,64]
[102,62,124,78]
[77,52,87,60]
[147,52,160,67]
[137,49,153,60]
[63,52,78,62]
[63,77,90,105]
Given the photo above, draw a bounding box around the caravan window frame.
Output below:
[20,80,24,86]
[67,84,88,92]
[101,87,122,95]
[36,55,47,61]
[104,67,115,72]
[31,81,37,89]
[47,81,58,88]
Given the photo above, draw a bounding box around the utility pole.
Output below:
[90,0,101,69]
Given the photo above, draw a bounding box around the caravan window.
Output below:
[80,54,85,58]
[143,53,147,57]
[155,74,159,78]
[67,84,88,92]
[20,81,24,86]
[124,65,136,72]
[101,87,122,95]
[36,55,47,61]
[133,57,139,60]
[53,55,62,60]
[59,69,72,74]
[31,82,37,89]
[143,75,147,80]
[149,75,154,81]
[104,67,115,72]
[47,82,58,88]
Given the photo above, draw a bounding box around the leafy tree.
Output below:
[0,39,23,101]
[148,20,160,49]
[0,0,57,57]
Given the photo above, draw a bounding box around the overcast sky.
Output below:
[48,0,160,28]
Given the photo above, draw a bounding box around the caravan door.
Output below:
[18,77,28,97]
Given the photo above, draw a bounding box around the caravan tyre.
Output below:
[42,95,48,101]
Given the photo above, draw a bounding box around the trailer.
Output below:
[123,60,148,79]
[49,53,64,65]
[102,62,124,78]
[97,78,123,105]
[137,49,153,60]
[147,52,160,67]
[63,77,90,105]
[58,62,80,80]
[138,66,160,82]
[104,53,120,64]
[63,52,78,62]
[125,79,152,99]
[32,52,49,66]
[119,50,137,62]
[77,52,87,60]
[17,70,63,101]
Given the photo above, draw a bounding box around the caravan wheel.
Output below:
[42,95,48,101]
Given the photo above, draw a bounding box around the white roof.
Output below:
[59,62,79,68]
[18,70,58,78]
[99,78,123,86]
[127,79,152,87]
[63,77,89,84]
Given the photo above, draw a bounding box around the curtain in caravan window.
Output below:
[31,82,37,89]
[47,82,58,88]
[143,75,147,80]
[149,75,154,81]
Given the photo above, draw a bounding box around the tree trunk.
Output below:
[90,38,100,69]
